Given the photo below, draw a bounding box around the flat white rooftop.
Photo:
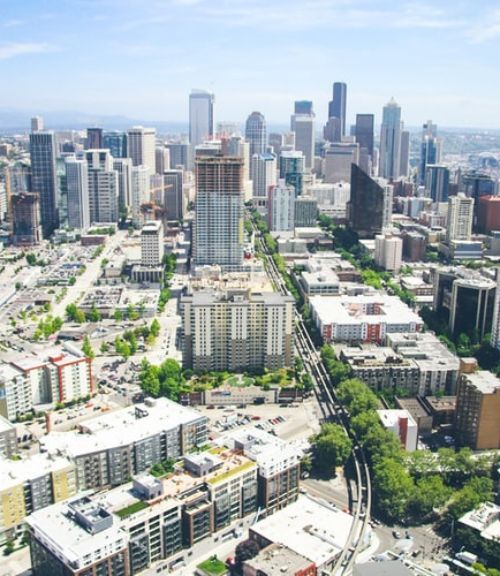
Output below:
[459,502,500,541]
[41,398,205,457]
[462,371,500,395]
[310,294,422,326]
[377,409,417,429]
[0,453,73,491]
[251,496,353,567]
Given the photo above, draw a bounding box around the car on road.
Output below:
[392,530,402,539]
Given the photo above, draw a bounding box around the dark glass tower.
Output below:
[328,82,347,140]
[294,100,313,115]
[348,164,386,238]
[86,127,103,150]
[29,131,58,238]
[355,114,374,158]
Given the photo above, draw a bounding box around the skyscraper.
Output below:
[379,98,402,180]
[103,131,127,158]
[131,165,151,221]
[245,111,267,158]
[86,128,103,150]
[355,114,374,159]
[29,131,58,238]
[127,127,156,172]
[11,192,42,246]
[163,169,184,221]
[194,156,244,268]
[461,171,496,231]
[425,165,449,203]
[251,153,277,198]
[65,156,90,230]
[447,193,473,243]
[323,143,359,184]
[294,101,313,115]
[279,151,305,196]
[348,164,391,238]
[268,179,295,232]
[31,116,44,133]
[399,129,410,177]
[85,149,119,224]
[419,121,441,185]
[113,158,132,214]
[328,82,347,141]
[290,114,314,170]
[189,89,215,146]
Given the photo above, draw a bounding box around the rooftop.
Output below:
[41,398,206,458]
[0,415,14,434]
[459,501,500,541]
[377,410,417,429]
[0,453,74,492]
[251,496,353,567]
[310,294,422,326]
[462,370,500,395]
[244,543,313,575]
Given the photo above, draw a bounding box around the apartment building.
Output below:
[181,290,294,372]
[0,416,17,458]
[40,398,208,491]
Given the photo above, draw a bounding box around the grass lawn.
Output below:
[115,500,148,519]
[197,556,228,576]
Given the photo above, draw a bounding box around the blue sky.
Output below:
[0,0,499,128]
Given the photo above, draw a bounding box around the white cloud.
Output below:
[3,19,24,27]
[0,42,55,60]
[468,9,500,43]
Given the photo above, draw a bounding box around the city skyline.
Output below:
[0,0,500,128]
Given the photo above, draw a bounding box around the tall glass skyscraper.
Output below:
[355,114,374,158]
[245,111,267,157]
[328,82,347,141]
[279,151,305,196]
[103,131,127,158]
[29,131,58,238]
[189,89,215,147]
[379,98,402,180]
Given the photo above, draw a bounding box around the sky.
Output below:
[0,0,499,129]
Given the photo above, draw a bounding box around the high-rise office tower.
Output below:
[163,169,184,221]
[189,89,215,146]
[131,165,151,221]
[279,151,305,196]
[85,149,119,224]
[103,131,127,158]
[127,126,156,172]
[245,112,267,157]
[268,133,283,157]
[268,179,295,231]
[31,116,44,133]
[348,164,392,238]
[194,156,244,268]
[425,165,449,203]
[491,270,500,352]
[327,82,347,141]
[419,121,441,185]
[295,101,313,115]
[379,98,402,180]
[399,130,410,178]
[86,128,103,150]
[447,193,473,243]
[113,158,132,214]
[251,153,277,198]
[324,143,359,184]
[65,156,89,230]
[155,146,170,175]
[461,171,496,231]
[166,142,190,171]
[11,192,42,246]
[29,132,58,238]
[290,114,314,170]
[355,114,374,159]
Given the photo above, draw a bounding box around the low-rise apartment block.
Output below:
[310,294,422,344]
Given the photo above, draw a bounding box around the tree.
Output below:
[26,253,37,266]
[113,309,123,322]
[337,378,378,416]
[100,341,109,354]
[81,336,95,359]
[235,539,260,567]
[373,457,415,522]
[88,304,101,323]
[311,423,352,475]
[448,477,494,520]
[150,318,160,338]
[351,411,381,439]
[410,476,452,518]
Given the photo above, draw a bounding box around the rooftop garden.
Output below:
[114,500,149,519]
[197,556,228,576]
